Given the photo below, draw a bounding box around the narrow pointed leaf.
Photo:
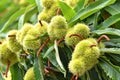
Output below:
[54,40,66,77]
[0,8,26,33]
[100,48,120,54]
[43,45,54,58]
[0,73,4,80]
[59,1,76,21]
[74,0,86,12]
[99,57,120,80]
[105,0,120,15]
[34,57,44,80]
[69,0,116,23]
[97,13,120,29]
[92,28,120,36]
[35,0,43,12]
[10,63,24,80]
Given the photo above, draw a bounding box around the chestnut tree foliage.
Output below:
[0,0,120,80]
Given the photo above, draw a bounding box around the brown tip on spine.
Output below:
[48,60,50,68]
[56,8,61,15]
[8,35,16,37]
[70,74,79,80]
[97,35,110,43]
[39,20,43,26]
[69,34,84,40]
[90,44,96,48]
[37,37,50,57]
[75,74,79,80]
[5,61,10,77]
[44,68,50,74]
[57,37,64,46]
[0,42,2,44]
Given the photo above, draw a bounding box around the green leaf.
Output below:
[104,42,120,47]
[27,0,35,4]
[105,0,120,15]
[97,13,120,29]
[10,63,24,80]
[43,46,54,58]
[34,57,44,80]
[74,0,86,12]
[86,12,101,31]
[0,6,20,29]
[109,38,120,43]
[99,57,120,80]
[0,72,4,80]
[0,8,26,33]
[24,5,38,23]
[18,15,25,30]
[35,0,43,12]
[54,40,66,77]
[100,48,120,54]
[59,1,76,21]
[69,0,116,23]
[108,54,120,63]
[92,28,120,36]
[45,49,65,76]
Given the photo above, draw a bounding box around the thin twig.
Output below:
[69,34,84,40]
[37,37,50,57]
[97,35,110,43]
[48,60,50,68]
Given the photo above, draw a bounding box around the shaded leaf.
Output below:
[99,57,120,80]
[54,40,66,77]
[97,13,120,29]
[43,46,54,58]
[34,57,44,80]
[104,42,120,47]
[10,63,24,80]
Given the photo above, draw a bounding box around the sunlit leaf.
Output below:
[69,0,116,23]
[59,1,76,21]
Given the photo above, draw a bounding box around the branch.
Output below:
[37,37,50,57]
